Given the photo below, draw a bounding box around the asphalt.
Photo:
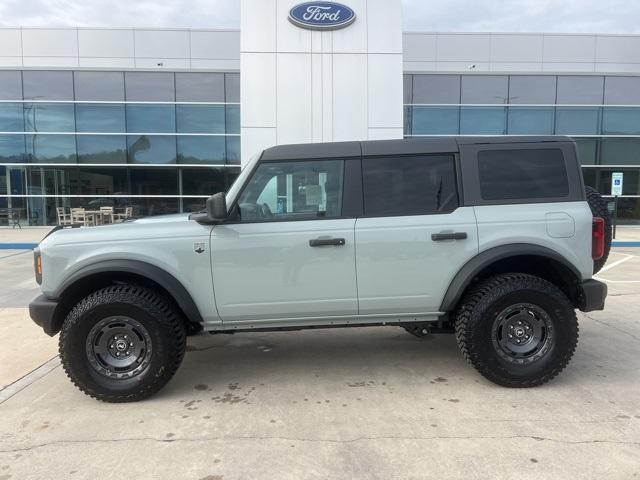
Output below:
[0,245,639,479]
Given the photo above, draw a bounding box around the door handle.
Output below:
[431,232,467,241]
[309,237,346,247]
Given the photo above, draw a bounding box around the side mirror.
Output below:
[206,192,228,222]
[191,192,228,224]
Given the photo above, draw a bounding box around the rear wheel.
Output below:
[585,185,612,274]
[455,273,578,387]
[59,285,186,402]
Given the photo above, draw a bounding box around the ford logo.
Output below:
[289,2,356,30]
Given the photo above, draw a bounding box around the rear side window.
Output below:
[363,155,458,216]
[478,149,569,201]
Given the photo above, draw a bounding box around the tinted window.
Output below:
[412,75,460,104]
[176,105,225,133]
[478,149,569,200]
[75,104,126,132]
[225,73,240,103]
[0,71,23,100]
[125,72,175,102]
[557,76,603,104]
[126,135,176,164]
[24,103,75,132]
[363,155,458,216]
[74,72,125,101]
[461,75,508,104]
[508,76,556,104]
[177,136,225,164]
[126,104,175,133]
[237,160,344,222]
[77,135,127,164]
[23,71,73,101]
[175,73,224,102]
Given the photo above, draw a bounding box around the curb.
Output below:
[0,243,38,250]
[612,241,640,247]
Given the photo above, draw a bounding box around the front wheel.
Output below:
[59,285,186,402]
[454,273,578,387]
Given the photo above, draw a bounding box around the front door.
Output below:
[212,159,358,322]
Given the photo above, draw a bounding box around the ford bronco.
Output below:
[29,136,610,402]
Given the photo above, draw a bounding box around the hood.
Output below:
[39,213,207,248]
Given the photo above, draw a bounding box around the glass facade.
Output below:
[404,74,640,223]
[0,70,240,225]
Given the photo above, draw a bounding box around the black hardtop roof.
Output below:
[259,136,573,161]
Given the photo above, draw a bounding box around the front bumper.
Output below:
[578,279,607,312]
[29,294,60,336]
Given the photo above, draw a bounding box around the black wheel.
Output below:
[454,273,578,387]
[59,285,186,402]
[585,185,612,274]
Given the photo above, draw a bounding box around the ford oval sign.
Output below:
[289,2,356,30]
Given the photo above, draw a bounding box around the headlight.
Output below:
[34,248,42,285]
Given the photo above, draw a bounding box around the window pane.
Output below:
[478,149,569,200]
[70,196,178,218]
[403,74,413,104]
[175,73,224,102]
[604,77,640,105]
[602,107,640,135]
[460,107,506,134]
[411,106,459,135]
[412,75,460,104]
[74,71,125,101]
[77,135,127,164]
[176,136,225,164]
[555,107,600,135]
[508,76,556,104]
[126,104,175,133]
[0,71,22,100]
[600,138,640,165]
[77,167,128,195]
[23,103,75,132]
[461,75,508,104]
[76,104,125,132]
[225,73,240,103]
[226,136,240,165]
[363,155,458,216]
[125,72,175,102]
[595,169,640,196]
[237,160,344,222]
[130,169,178,195]
[176,105,225,133]
[226,105,240,134]
[23,71,73,100]
[0,135,25,162]
[507,107,555,134]
[557,76,603,104]
[0,103,24,131]
[574,138,598,165]
[26,135,76,163]
[127,135,176,164]
[181,167,226,196]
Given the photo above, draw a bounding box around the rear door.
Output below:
[354,154,479,314]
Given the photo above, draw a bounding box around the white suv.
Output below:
[29,136,610,402]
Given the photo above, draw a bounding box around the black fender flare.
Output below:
[439,243,583,312]
[54,259,204,324]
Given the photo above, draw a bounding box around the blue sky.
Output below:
[0,0,638,34]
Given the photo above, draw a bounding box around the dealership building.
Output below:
[1,0,640,225]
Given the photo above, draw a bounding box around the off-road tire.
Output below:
[585,185,612,274]
[59,285,186,402]
[455,273,578,387]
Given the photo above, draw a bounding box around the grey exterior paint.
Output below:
[1,28,640,75]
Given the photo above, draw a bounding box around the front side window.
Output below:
[363,155,458,217]
[236,160,344,222]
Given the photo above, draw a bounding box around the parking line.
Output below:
[598,255,634,274]
[0,356,61,404]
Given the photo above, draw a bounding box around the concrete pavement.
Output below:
[0,250,639,479]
